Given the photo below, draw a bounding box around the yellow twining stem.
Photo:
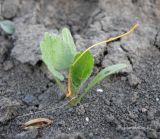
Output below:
[66,23,139,97]
[72,23,139,66]
[66,72,71,97]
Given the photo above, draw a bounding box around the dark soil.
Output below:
[0,0,160,139]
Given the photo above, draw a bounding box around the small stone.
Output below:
[104,99,110,105]
[58,120,65,127]
[146,130,157,139]
[0,97,20,124]
[106,114,115,122]
[129,112,137,119]
[89,132,94,137]
[85,117,89,122]
[96,88,103,93]
[2,0,19,19]
[121,76,127,81]
[141,108,147,112]
[3,60,13,71]
[128,74,141,88]
[15,128,38,139]
[22,95,38,106]
[156,98,159,101]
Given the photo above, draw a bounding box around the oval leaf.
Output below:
[22,118,52,129]
[61,28,77,55]
[40,33,64,80]
[0,20,15,34]
[40,28,77,80]
[70,51,94,90]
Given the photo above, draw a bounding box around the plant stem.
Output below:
[54,77,66,95]
[77,88,88,103]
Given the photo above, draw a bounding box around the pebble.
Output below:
[96,88,103,93]
[3,60,14,71]
[58,120,65,127]
[22,95,38,106]
[128,74,141,88]
[85,117,89,122]
[89,132,94,137]
[106,114,115,122]
[0,97,20,124]
[141,108,147,112]
[156,98,159,101]
[2,0,19,19]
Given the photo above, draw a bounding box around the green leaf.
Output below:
[0,20,15,34]
[70,51,94,90]
[40,33,64,80]
[61,28,77,55]
[84,64,127,93]
[40,28,77,80]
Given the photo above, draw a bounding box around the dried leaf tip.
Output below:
[22,118,52,129]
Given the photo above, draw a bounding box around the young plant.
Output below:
[40,24,138,106]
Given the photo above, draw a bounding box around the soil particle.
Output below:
[76,105,86,115]
[15,128,38,139]
[0,97,20,124]
[55,132,86,139]
[3,60,14,71]
[147,108,157,121]
[131,92,139,103]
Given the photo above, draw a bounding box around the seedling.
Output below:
[40,24,138,106]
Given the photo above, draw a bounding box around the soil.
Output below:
[0,0,160,139]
